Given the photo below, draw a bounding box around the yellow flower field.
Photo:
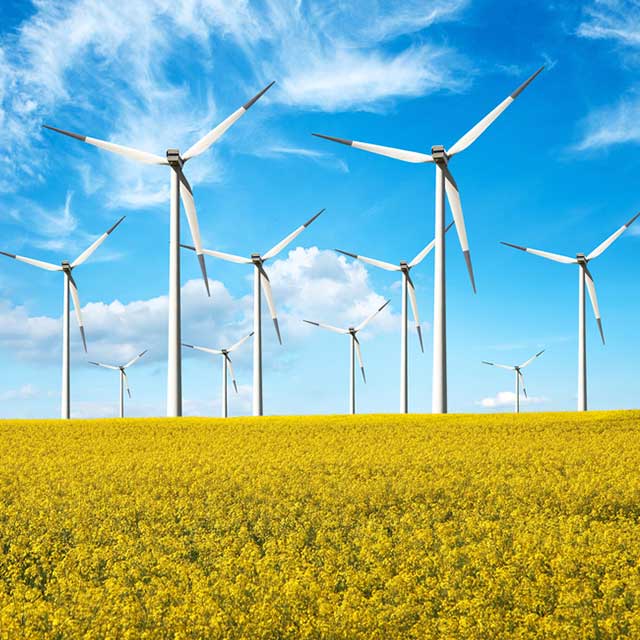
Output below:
[1,411,639,638]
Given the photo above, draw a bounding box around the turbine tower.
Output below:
[1,217,125,418]
[502,212,639,411]
[304,300,390,414]
[43,81,274,417]
[336,222,453,413]
[183,332,253,417]
[90,350,147,418]
[482,350,545,413]
[182,209,323,416]
[312,66,544,413]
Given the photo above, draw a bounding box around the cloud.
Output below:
[253,145,348,173]
[0,384,38,402]
[477,390,547,409]
[574,95,640,150]
[577,0,640,46]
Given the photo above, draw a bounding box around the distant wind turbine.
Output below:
[313,66,544,413]
[182,208,324,416]
[0,216,125,418]
[43,81,274,417]
[337,221,454,413]
[304,300,390,414]
[502,211,639,411]
[90,350,147,418]
[183,332,253,417]
[482,350,545,413]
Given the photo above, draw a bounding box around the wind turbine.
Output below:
[502,211,639,411]
[336,222,454,413]
[482,350,545,413]
[43,81,274,417]
[182,332,253,417]
[0,216,125,418]
[303,300,390,414]
[312,66,544,413]
[89,350,147,418]
[182,208,324,416]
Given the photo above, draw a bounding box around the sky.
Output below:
[1,0,639,418]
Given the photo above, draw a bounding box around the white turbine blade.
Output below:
[584,266,605,344]
[354,336,366,383]
[312,133,433,164]
[355,299,390,332]
[182,82,275,160]
[226,355,238,394]
[228,332,254,353]
[123,371,132,398]
[406,273,424,353]
[303,320,349,334]
[259,268,282,344]
[71,216,125,268]
[123,350,147,369]
[587,212,640,261]
[42,125,168,164]
[482,361,515,371]
[181,244,251,264]
[519,349,545,369]
[178,170,210,295]
[0,251,62,271]
[518,370,527,399]
[89,361,119,370]
[408,221,454,268]
[68,273,87,352]
[182,343,223,355]
[447,66,545,157]
[335,249,399,272]
[262,209,324,260]
[501,242,577,264]
[443,165,476,293]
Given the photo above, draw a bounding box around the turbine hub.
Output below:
[166,149,183,167]
[61,260,71,271]
[576,252,587,264]
[251,253,262,264]
[400,260,409,270]
[431,145,448,163]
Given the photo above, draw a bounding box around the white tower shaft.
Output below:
[167,166,182,417]
[349,334,356,415]
[222,356,228,418]
[61,272,70,419]
[515,371,520,414]
[432,164,447,413]
[119,370,125,418]
[253,266,263,416]
[578,264,587,411]
[400,271,408,413]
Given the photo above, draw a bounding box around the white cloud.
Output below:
[477,390,547,409]
[254,145,348,173]
[0,384,38,402]
[575,95,640,150]
[577,0,640,46]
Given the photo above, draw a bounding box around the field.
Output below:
[1,412,639,638]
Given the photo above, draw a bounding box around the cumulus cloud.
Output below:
[477,390,547,409]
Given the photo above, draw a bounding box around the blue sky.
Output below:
[1,0,639,418]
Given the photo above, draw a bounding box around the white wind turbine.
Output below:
[313,66,544,413]
[0,216,125,418]
[303,300,390,414]
[89,350,147,418]
[182,209,324,416]
[43,81,274,417]
[482,350,545,413]
[182,332,253,417]
[337,222,454,413]
[502,211,639,411]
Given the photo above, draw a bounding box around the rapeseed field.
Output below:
[1,411,639,638]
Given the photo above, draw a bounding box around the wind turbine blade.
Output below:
[587,212,640,261]
[89,361,119,370]
[182,82,275,160]
[68,273,87,352]
[123,350,147,369]
[335,249,399,271]
[482,361,516,371]
[584,265,605,344]
[354,336,366,383]
[71,216,125,267]
[178,170,210,295]
[447,66,545,156]
[123,371,132,398]
[303,320,349,334]
[443,165,476,293]
[228,332,254,353]
[181,244,251,264]
[226,355,239,394]
[262,209,324,260]
[406,273,424,352]
[42,124,168,164]
[182,343,223,355]
[519,349,545,369]
[408,221,454,267]
[500,242,577,264]
[312,133,433,164]
[0,251,62,271]
[259,268,282,344]
[355,299,390,332]
[518,370,527,398]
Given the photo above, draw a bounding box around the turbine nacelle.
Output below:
[61,260,72,271]
[251,253,263,265]
[431,145,448,163]
[166,148,183,167]
[576,252,588,264]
